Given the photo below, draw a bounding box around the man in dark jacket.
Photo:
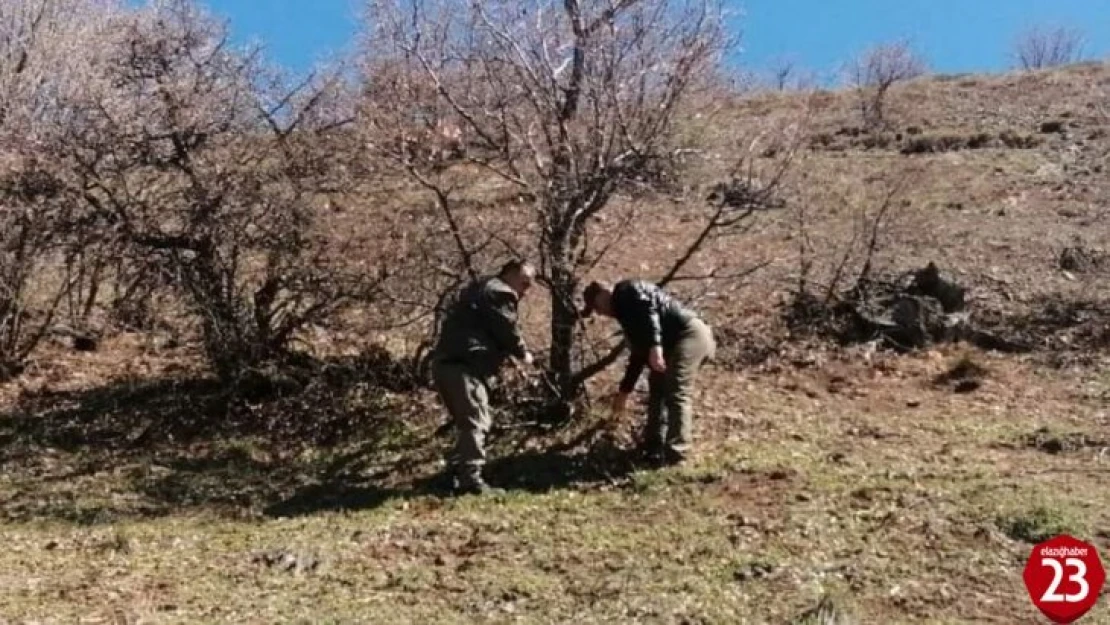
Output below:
[581,279,715,466]
[432,260,536,494]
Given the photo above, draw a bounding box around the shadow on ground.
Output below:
[0,362,640,523]
[0,352,431,523]
[262,422,643,518]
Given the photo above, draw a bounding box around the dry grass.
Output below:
[2,340,1109,623]
[4,64,1110,623]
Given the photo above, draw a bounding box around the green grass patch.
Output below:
[997,504,1089,544]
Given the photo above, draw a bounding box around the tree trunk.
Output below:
[546,221,581,422]
[187,242,249,386]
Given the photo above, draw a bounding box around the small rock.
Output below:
[954,379,981,394]
[44,541,58,551]
[1040,120,1065,134]
[1040,438,1065,454]
[906,399,922,408]
[733,560,776,583]
[252,549,321,574]
[72,336,98,352]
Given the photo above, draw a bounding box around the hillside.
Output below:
[2,63,1110,624]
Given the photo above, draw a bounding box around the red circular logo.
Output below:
[1023,534,1105,624]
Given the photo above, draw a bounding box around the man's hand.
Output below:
[611,391,630,415]
[648,346,666,373]
[521,351,534,367]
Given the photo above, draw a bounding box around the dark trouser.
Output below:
[431,359,491,486]
[644,317,715,459]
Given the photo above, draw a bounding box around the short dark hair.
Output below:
[580,280,608,318]
[499,259,535,278]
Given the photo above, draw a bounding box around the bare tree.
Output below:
[47,0,387,385]
[0,0,117,128]
[0,0,117,378]
[768,55,796,91]
[362,0,799,418]
[1013,25,1086,71]
[850,41,926,130]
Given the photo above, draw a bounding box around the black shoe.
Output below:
[635,445,686,469]
[452,477,505,496]
[635,445,666,469]
[663,448,688,467]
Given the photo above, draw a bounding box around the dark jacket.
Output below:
[433,275,528,379]
[611,280,698,393]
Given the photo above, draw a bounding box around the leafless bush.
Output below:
[42,0,386,385]
[765,55,816,92]
[787,165,919,338]
[361,0,795,418]
[0,158,77,378]
[850,41,927,130]
[769,56,796,91]
[1013,26,1086,71]
[0,0,117,377]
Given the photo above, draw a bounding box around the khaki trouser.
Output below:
[644,317,715,458]
[432,359,491,486]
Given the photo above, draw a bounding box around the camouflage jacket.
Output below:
[610,280,697,393]
[433,275,528,379]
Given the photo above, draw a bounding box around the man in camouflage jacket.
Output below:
[581,279,715,466]
[432,260,536,494]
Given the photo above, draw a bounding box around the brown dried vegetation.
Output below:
[2,1,1110,623]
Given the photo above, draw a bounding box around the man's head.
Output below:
[499,259,536,298]
[580,280,615,318]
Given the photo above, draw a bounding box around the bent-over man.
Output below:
[431,260,536,494]
[580,279,715,466]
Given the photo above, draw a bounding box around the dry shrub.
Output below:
[1013,25,1087,71]
[0,0,391,386]
[849,41,927,130]
[68,2,390,384]
[900,134,982,155]
[0,158,79,379]
[0,0,117,378]
[998,130,1042,149]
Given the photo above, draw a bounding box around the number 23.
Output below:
[1041,557,1090,603]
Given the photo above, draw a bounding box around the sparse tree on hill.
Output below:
[770,56,796,91]
[361,0,793,419]
[1013,25,1086,71]
[850,41,927,130]
[764,56,818,92]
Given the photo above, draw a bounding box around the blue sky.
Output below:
[198,0,1108,79]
